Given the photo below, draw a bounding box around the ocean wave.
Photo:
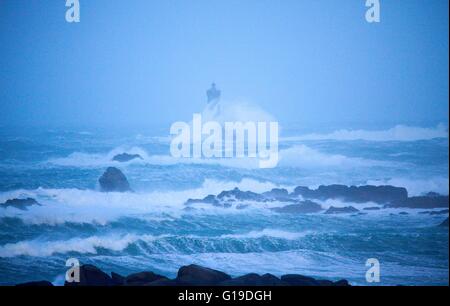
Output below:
[281,124,448,142]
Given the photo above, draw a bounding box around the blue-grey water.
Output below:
[0,125,448,286]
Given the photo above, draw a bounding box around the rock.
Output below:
[0,198,41,210]
[439,218,449,227]
[221,273,284,286]
[185,195,220,206]
[125,271,168,286]
[176,264,231,286]
[389,195,449,209]
[16,280,53,286]
[98,167,131,192]
[280,274,320,286]
[112,153,143,162]
[65,264,114,286]
[217,188,266,202]
[363,207,381,211]
[293,185,408,205]
[262,188,294,201]
[419,209,449,215]
[111,272,125,286]
[272,201,322,214]
[398,212,409,215]
[333,279,351,286]
[324,206,359,214]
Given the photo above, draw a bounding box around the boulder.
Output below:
[98,167,131,192]
[272,201,322,214]
[221,273,284,286]
[65,264,114,286]
[1,198,41,210]
[176,264,231,286]
[324,206,359,214]
[112,153,143,163]
[125,271,168,286]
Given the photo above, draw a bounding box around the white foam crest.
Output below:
[282,124,448,142]
[220,229,311,240]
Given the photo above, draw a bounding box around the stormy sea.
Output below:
[0,123,448,286]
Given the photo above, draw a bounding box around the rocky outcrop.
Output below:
[271,201,323,214]
[0,198,41,210]
[176,264,231,286]
[324,206,359,214]
[388,195,449,209]
[64,264,114,286]
[112,153,143,163]
[17,264,350,286]
[293,185,408,205]
[98,167,132,192]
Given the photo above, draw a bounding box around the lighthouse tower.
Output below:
[206,83,221,103]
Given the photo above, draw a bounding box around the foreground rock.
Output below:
[65,264,114,286]
[98,167,132,192]
[18,264,350,286]
[0,198,41,210]
[325,206,359,214]
[16,280,53,287]
[112,153,143,163]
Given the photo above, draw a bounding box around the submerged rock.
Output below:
[98,167,132,192]
[112,153,143,163]
[324,206,359,214]
[0,198,41,210]
[176,264,231,286]
[272,201,323,214]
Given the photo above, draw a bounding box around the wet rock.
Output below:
[176,264,231,286]
[221,273,284,286]
[280,274,320,286]
[112,153,143,162]
[16,280,53,287]
[185,195,220,206]
[389,195,449,209]
[217,188,266,202]
[98,167,132,192]
[272,201,322,214]
[111,272,125,286]
[65,264,114,286]
[324,206,359,214]
[0,198,41,210]
[125,271,168,286]
[293,185,408,205]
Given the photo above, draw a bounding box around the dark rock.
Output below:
[324,206,359,214]
[333,279,350,286]
[272,200,322,214]
[398,212,409,215]
[112,153,143,162]
[363,207,381,211]
[419,209,449,215]
[176,264,231,286]
[262,188,294,201]
[65,264,114,286]
[16,280,53,287]
[293,185,408,205]
[221,273,285,286]
[98,167,131,192]
[217,188,266,202]
[111,272,125,286]
[125,271,168,286]
[1,198,41,210]
[185,195,220,206]
[145,278,179,286]
[439,218,449,227]
[280,274,320,286]
[389,195,449,209]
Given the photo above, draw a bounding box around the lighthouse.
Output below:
[206,83,221,103]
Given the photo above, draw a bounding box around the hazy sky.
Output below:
[0,0,448,128]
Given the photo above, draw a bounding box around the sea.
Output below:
[0,122,448,286]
